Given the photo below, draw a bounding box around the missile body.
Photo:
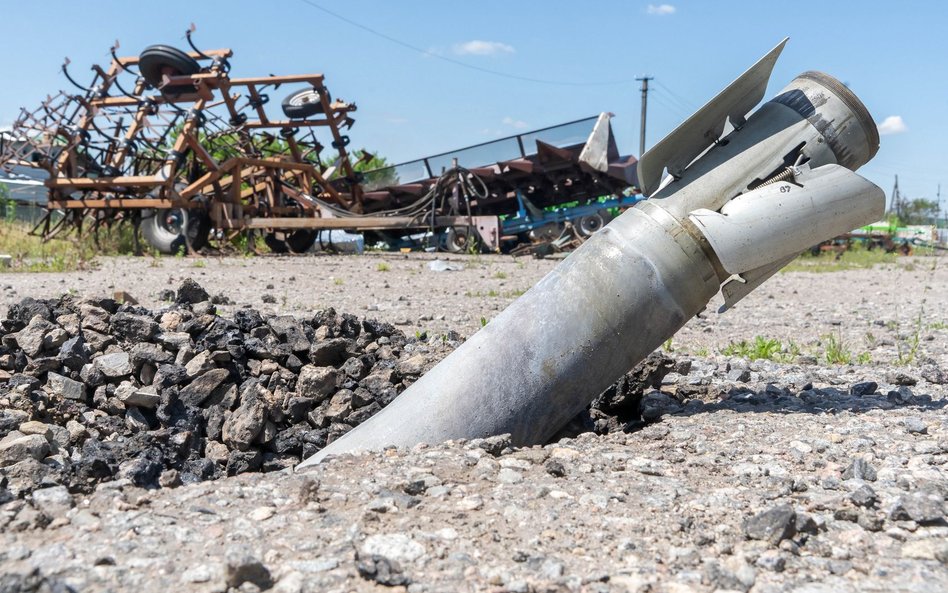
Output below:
[299,43,883,469]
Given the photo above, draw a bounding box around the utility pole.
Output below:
[891,175,900,219]
[636,76,653,157]
[935,183,948,229]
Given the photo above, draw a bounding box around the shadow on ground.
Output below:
[557,377,947,441]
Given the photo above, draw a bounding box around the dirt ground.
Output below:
[3,251,946,367]
[1,251,947,592]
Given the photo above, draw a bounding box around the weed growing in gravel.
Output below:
[896,311,924,366]
[821,331,852,365]
[333,278,344,285]
[722,339,752,359]
[662,338,675,353]
[750,336,780,359]
[722,336,799,362]
[494,271,508,279]
[468,253,484,268]
[782,247,898,273]
[376,262,391,272]
[224,231,269,254]
[856,352,872,364]
[192,259,207,268]
[929,321,948,331]
[784,340,802,361]
[27,255,76,273]
[465,288,525,299]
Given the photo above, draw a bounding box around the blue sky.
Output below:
[2,1,944,206]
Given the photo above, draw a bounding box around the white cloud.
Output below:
[877,115,907,135]
[647,4,676,15]
[453,40,515,56]
[501,116,527,129]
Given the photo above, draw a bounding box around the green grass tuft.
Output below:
[782,247,899,273]
[821,331,852,365]
[722,335,799,362]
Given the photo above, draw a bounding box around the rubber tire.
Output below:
[138,45,201,95]
[576,209,612,238]
[264,230,318,254]
[282,88,330,119]
[140,208,210,255]
[441,227,476,253]
[528,222,564,243]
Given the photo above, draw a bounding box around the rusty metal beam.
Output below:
[228,74,325,86]
[2,41,365,251]
[47,175,168,189]
[221,215,489,230]
[47,199,181,209]
[114,48,232,66]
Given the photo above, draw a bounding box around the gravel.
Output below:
[0,283,467,497]
[0,253,946,591]
[0,280,680,500]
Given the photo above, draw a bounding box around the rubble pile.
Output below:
[0,280,458,496]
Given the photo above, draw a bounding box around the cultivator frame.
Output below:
[0,34,373,251]
[1,32,641,254]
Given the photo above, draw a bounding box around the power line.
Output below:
[861,165,943,187]
[653,80,699,112]
[649,87,691,118]
[297,0,637,87]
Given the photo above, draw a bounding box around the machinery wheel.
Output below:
[528,222,565,243]
[282,88,330,119]
[264,230,318,254]
[441,226,477,253]
[138,45,201,95]
[140,208,210,255]
[575,209,613,238]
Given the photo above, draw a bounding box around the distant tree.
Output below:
[900,198,939,225]
[355,152,396,189]
[353,152,390,172]
[0,183,13,223]
[321,150,396,190]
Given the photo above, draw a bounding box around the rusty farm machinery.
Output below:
[0,32,641,255]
